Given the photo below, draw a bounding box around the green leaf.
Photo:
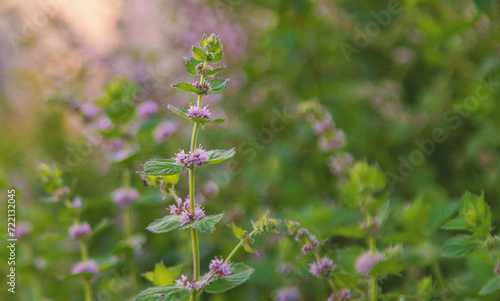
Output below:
[334,226,367,238]
[152,263,182,286]
[334,273,361,290]
[183,213,224,234]
[369,260,405,277]
[205,66,225,76]
[204,148,235,165]
[142,159,186,176]
[147,215,182,233]
[473,0,495,13]
[167,105,225,125]
[192,46,207,61]
[480,276,500,295]
[243,243,257,254]
[172,83,201,94]
[135,284,192,301]
[232,225,245,239]
[211,52,223,63]
[440,235,483,258]
[204,263,254,293]
[459,191,491,236]
[85,218,111,240]
[426,202,459,232]
[207,78,228,94]
[186,58,202,76]
[442,218,473,232]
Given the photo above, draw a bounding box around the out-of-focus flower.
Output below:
[97,116,113,131]
[328,289,352,301]
[275,287,300,301]
[392,47,416,65]
[136,101,159,118]
[309,257,335,279]
[154,121,177,143]
[79,103,100,120]
[107,139,125,152]
[71,260,99,275]
[71,197,82,209]
[15,222,32,239]
[355,251,383,275]
[69,222,91,240]
[203,180,219,197]
[328,153,354,175]
[111,188,139,207]
[209,257,231,279]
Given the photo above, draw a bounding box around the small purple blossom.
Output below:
[175,147,209,168]
[107,139,125,152]
[137,101,159,119]
[275,287,300,301]
[188,105,212,120]
[355,251,383,276]
[318,130,345,151]
[301,234,320,255]
[97,116,113,131]
[309,257,335,279]
[328,289,352,301]
[295,228,309,241]
[80,103,100,120]
[15,222,32,239]
[154,121,177,143]
[112,188,139,208]
[176,275,205,291]
[192,81,210,94]
[209,257,231,279]
[69,222,91,240]
[71,260,99,275]
[170,198,205,226]
[71,197,82,209]
[328,153,354,175]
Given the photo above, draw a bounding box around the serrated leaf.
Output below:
[204,263,254,293]
[211,52,223,63]
[442,218,473,232]
[440,235,483,258]
[142,159,186,176]
[167,105,225,125]
[369,260,405,277]
[152,263,182,286]
[192,46,207,61]
[207,78,228,94]
[135,284,192,301]
[172,83,201,94]
[204,149,235,165]
[479,276,500,295]
[205,66,225,76]
[183,213,224,234]
[232,225,245,239]
[186,58,202,76]
[147,215,182,233]
[143,271,154,283]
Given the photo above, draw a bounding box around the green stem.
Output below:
[366,213,377,301]
[123,168,140,291]
[189,61,207,301]
[432,261,448,300]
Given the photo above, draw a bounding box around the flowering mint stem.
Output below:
[189,60,207,301]
[306,236,338,293]
[123,167,140,292]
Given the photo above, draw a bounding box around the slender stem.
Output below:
[366,213,378,301]
[123,168,140,291]
[168,187,179,201]
[432,261,448,300]
[189,60,207,301]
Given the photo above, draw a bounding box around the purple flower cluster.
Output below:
[192,81,210,94]
[111,188,139,208]
[169,198,205,226]
[69,222,91,240]
[71,197,82,209]
[209,257,231,279]
[79,103,100,120]
[15,222,32,239]
[328,289,352,301]
[309,257,335,279]
[355,251,383,276]
[175,147,209,168]
[97,116,113,131]
[275,287,300,301]
[154,121,178,143]
[176,275,205,291]
[136,101,159,119]
[301,234,320,255]
[188,105,212,120]
[71,260,99,275]
[328,153,354,175]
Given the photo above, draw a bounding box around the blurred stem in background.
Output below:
[366,213,378,301]
[123,167,140,292]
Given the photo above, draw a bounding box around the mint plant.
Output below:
[136,34,279,301]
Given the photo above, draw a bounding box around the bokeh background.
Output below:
[0,0,499,300]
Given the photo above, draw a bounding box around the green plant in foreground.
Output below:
[135,34,279,301]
